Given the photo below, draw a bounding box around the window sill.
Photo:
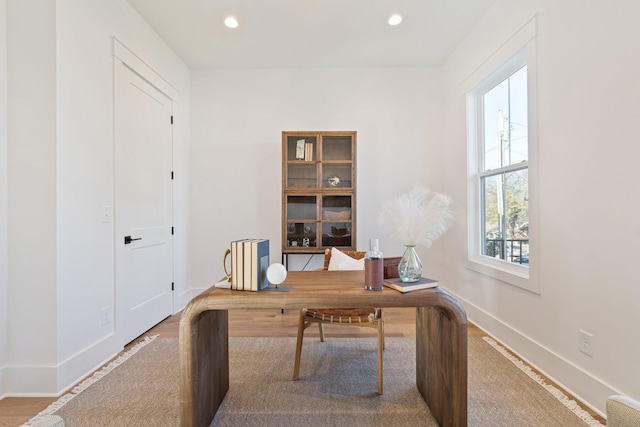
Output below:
[466,256,539,294]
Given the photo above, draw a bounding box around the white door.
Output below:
[115,62,173,344]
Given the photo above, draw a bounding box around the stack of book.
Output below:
[296,139,314,161]
[304,141,313,161]
[230,239,270,291]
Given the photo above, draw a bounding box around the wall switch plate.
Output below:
[101,205,112,223]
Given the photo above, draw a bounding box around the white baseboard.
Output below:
[56,332,121,395]
[2,364,59,397]
[444,287,614,418]
[0,365,5,399]
[3,332,121,397]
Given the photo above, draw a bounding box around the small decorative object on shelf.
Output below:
[296,139,305,160]
[327,173,341,187]
[378,184,455,282]
[324,210,350,221]
[364,238,384,291]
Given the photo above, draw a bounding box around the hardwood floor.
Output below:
[0,308,605,426]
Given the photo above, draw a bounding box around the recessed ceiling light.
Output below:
[388,14,403,26]
[224,16,238,28]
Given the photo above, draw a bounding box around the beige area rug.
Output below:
[24,336,604,427]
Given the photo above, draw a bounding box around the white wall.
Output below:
[2,0,190,395]
[0,0,8,398]
[6,0,58,394]
[55,0,190,392]
[190,67,445,290]
[441,0,640,414]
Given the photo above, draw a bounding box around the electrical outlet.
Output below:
[579,329,593,357]
[101,306,111,326]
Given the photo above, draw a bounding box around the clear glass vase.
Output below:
[398,245,423,282]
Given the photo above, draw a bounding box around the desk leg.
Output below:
[180,308,229,427]
[416,292,468,427]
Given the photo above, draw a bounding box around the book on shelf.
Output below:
[383,276,438,293]
[296,139,305,159]
[304,142,313,161]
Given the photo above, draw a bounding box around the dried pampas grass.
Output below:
[378,185,455,247]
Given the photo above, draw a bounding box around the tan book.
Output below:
[231,238,249,290]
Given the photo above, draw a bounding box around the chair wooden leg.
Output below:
[293,310,306,380]
[318,323,325,342]
[377,320,384,395]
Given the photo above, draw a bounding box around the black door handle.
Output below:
[124,236,142,244]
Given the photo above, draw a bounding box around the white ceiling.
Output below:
[126,0,497,69]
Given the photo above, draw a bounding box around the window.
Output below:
[480,65,529,266]
[466,41,538,292]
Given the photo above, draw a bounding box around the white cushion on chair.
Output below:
[327,247,365,271]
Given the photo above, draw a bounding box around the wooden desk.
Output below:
[179,270,468,427]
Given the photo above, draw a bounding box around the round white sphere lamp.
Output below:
[266,263,287,287]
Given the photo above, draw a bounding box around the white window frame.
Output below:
[465,18,539,294]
